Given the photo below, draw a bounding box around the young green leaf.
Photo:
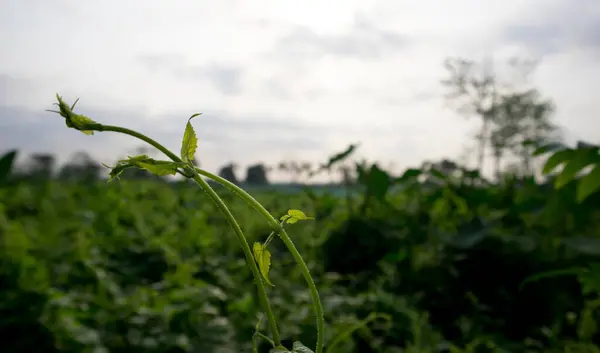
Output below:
[577,164,600,203]
[137,161,179,176]
[181,114,201,163]
[292,341,315,353]
[280,209,315,224]
[253,242,274,286]
[269,346,290,353]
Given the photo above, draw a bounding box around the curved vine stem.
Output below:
[191,167,325,353]
[60,116,324,353]
[96,124,282,347]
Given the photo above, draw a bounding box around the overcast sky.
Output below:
[1,0,599,181]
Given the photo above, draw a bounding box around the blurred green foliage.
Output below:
[1,142,600,353]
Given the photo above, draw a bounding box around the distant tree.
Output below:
[442,56,560,178]
[218,162,238,184]
[58,151,101,181]
[27,153,56,179]
[442,57,497,172]
[245,163,269,185]
[490,89,559,177]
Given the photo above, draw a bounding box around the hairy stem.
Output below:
[192,167,325,353]
[97,124,281,346]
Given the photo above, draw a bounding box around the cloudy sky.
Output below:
[1,0,599,181]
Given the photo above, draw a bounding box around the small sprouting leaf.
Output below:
[253,242,274,286]
[0,150,17,185]
[280,209,315,224]
[577,164,600,203]
[292,341,315,353]
[49,94,100,135]
[269,346,290,353]
[181,114,201,163]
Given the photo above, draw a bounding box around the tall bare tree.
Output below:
[442,57,497,172]
[442,56,560,178]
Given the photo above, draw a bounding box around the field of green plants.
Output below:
[2,140,600,352]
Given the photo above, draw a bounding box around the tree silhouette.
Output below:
[442,57,497,172]
[245,163,269,185]
[59,151,101,181]
[490,89,559,177]
[26,153,56,179]
[442,56,560,177]
[218,162,239,184]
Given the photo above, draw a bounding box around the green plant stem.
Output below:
[97,124,281,346]
[325,313,390,353]
[192,167,325,353]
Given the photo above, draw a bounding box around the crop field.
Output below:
[2,160,600,352]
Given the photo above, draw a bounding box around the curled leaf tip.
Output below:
[49,94,100,135]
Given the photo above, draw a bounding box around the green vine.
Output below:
[48,94,324,353]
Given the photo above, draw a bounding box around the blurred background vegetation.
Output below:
[1,56,599,353]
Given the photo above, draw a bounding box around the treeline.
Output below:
[2,55,595,187]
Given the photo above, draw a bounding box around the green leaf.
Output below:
[181,114,201,163]
[555,149,599,189]
[366,164,390,201]
[542,149,574,175]
[253,242,274,286]
[0,150,17,185]
[137,161,179,176]
[280,209,315,224]
[269,346,290,353]
[105,155,180,181]
[577,164,600,203]
[292,341,315,353]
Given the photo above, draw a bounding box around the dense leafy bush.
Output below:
[2,147,600,352]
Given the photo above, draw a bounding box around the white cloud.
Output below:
[1,0,599,181]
